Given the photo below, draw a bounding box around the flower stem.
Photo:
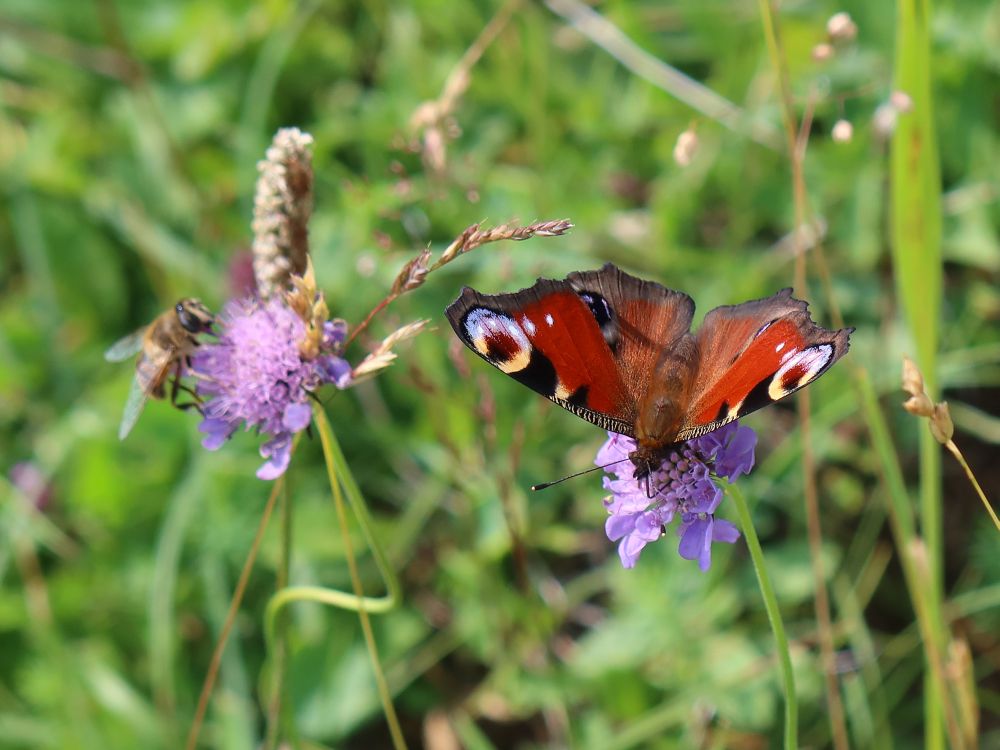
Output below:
[263,479,293,750]
[945,439,1000,532]
[313,404,406,750]
[261,408,404,747]
[728,484,798,750]
[186,469,287,750]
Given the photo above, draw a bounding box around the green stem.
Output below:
[262,403,405,749]
[728,484,797,750]
[944,440,1000,532]
[264,478,293,750]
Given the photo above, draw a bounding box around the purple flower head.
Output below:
[192,297,352,480]
[597,421,756,570]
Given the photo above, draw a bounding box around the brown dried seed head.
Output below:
[903,393,934,418]
[438,223,480,266]
[253,127,315,299]
[392,248,432,296]
[351,319,429,383]
[902,356,935,417]
[930,402,954,445]
[901,356,925,397]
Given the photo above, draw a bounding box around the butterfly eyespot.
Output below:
[463,307,532,373]
[768,344,834,400]
[577,291,619,350]
[578,292,614,327]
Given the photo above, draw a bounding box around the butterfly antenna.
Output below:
[531,458,630,491]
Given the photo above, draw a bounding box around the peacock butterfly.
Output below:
[446,263,852,478]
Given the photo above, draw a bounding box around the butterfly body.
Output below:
[447,264,851,477]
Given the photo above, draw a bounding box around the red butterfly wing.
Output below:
[446,264,695,438]
[675,289,852,441]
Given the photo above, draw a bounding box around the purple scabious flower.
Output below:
[191,297,352,480]
[598,421,756,571]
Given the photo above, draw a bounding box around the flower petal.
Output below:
[618,532,649,568]
[634,511,664,541]
[678,517,711,568]
[324,319,348,347]
[199,418,236,450]
[683,479,723,515]
[712,518,741,544]
[257,434,293,480]
[605,512,638,542]
[714,424,757,481]
[603,476,650,514]
[282,402,312,432]
[322,357,353,389]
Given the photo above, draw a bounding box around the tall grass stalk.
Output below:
[857,372,965,749]
[755,3,848,746]
[890,0,945,745]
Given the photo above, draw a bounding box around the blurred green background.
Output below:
[2,0,999,748]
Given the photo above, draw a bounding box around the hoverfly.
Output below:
[104,298,215,440]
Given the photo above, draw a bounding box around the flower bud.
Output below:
[673,128,699,167]
[831,119,854,143]
[812,42,834,62]
[889,90,913,113]
[873,104,899,140]
[827,12,858,42]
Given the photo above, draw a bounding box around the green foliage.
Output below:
[1,0,999,748]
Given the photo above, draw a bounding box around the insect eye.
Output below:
[177,304,203,333]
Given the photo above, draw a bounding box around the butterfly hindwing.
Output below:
[676,289,852,440]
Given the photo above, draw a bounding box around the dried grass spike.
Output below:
[252,127,315,299]
[352,319,429,383]
[392,248,432,296]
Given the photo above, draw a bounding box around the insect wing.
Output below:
[118,373,152,440]
[104,329,146,362]
[117,353,177,440]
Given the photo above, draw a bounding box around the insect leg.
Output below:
[169,362,205,415]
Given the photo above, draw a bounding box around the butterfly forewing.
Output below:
[676,291,852,440]
[447,278,637,435]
